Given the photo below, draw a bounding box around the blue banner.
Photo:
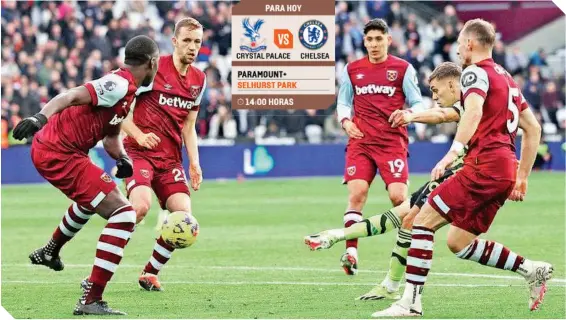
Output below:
[2,142,564,184]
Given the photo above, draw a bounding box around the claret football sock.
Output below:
[343,210,362,250]
[45,203,95,259]
[84,205,136,303]
[143,236,175,275]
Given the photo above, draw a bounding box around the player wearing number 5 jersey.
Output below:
[373,19,553,318]
[121,18,206,291]
[336,18,424,275]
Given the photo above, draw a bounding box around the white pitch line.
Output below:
[2,280,565,287]
[5,264,565,283]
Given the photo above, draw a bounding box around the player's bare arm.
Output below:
[509,107,542,201]
[121,114,161,149]
[390,107,460,128]
[182,110,202,191]
[431,93,483,180]
[12,86,92,140]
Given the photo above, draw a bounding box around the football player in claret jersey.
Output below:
[373,19,553,318]
[332,18,424,277]
[12,36,160,316]
[306,62,465,301]
[118,17,206,291]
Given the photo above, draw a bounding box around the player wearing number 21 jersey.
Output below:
[373,19,553,318]
[335,18,424,276]
[120,18,206,292]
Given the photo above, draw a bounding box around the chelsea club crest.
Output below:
[240,18,268,53]
[298,20,328,50]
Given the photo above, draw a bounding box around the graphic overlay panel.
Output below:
[231,0,335,110]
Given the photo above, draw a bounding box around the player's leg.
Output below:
[33,153,135,315]
[361,180,440,301]
[75,186,136,315]
[28,147,100,271]
[124,157,155,224]
[305,198,408,250]
[29,202,96,271]
[448,207,553,311]
[372,202,449,317]
[139,165,191,291]
[375,151,409,207]
[341,144,377,275]
[341,179,369,275]
[372,172,466,317]
[358,204,418,301]
[387,182,408,207]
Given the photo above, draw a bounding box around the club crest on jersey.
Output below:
[189,85,201,99]
[100,173,112,183]
[347,166,356,176]
[140,169,150,179]
[387,70,398,81]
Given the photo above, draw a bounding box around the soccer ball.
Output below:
[161,211,199,249]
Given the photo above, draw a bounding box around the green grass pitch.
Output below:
[2,172,565,318]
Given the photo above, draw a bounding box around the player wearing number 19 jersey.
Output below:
[121,18,206,291]
[374,19,553,318]
[306,62,465,301]
[335,18,424,275]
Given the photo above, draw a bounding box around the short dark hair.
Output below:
[462,18,496,48]
[124,35,159,66]
[429,62,462,82]
[174,17,203,37]
[363,18,389,35]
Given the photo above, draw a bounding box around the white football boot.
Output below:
[522,260,553,311]
[304,230,343,251]
[371,299,422,317]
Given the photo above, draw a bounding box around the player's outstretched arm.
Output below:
[12,86,92,140]
[42,86,93,118]
[509,108,542,201]
[183,110,202,191]
[390,107,460,128]
[103,132,133,179]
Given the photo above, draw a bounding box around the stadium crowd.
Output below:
[2,0,565,148]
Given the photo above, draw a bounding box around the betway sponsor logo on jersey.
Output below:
[355,84,396,97]
[158,93,196,109]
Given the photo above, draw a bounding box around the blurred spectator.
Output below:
[506,46,528,76]
[208,105,237,139]
[533,137,553,170]
[529,48,548,67]
[492,41,507,69]
[524,72,544,111]
[542,82,562,128]
[385,1,404,26]
[441,4,459,30]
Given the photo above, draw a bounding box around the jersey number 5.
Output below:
[507,87,520,133]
